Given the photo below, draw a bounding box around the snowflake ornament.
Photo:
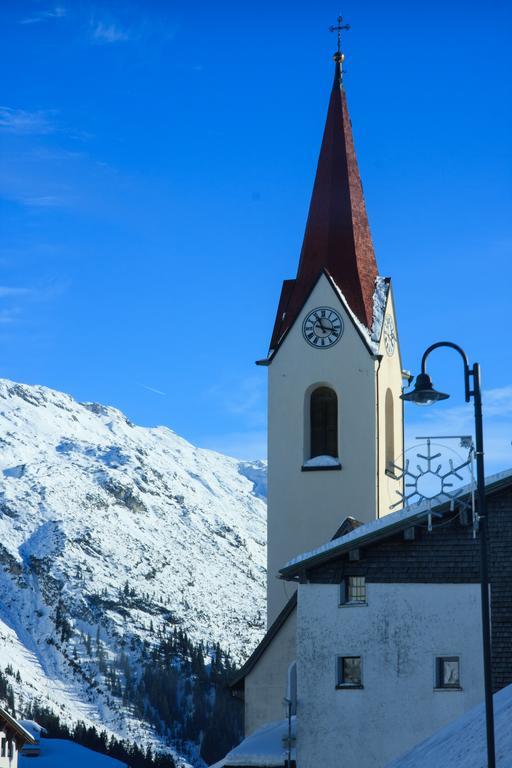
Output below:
[391,437,474,514]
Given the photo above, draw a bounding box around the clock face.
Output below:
[384,315,396,357]
[302,307,344,349]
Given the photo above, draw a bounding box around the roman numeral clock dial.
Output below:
[302,307,344,348]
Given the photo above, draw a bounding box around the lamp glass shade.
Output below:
[401,372,450,406]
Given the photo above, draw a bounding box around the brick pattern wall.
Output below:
[488,489,512,691]
[305,485,512,693]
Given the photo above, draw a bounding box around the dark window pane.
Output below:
[338,656,361,686]
[442,659,460,687]
[385,388,395,471]
[311,387,338,458]
[347,576,366,603]
[436,657,460,688]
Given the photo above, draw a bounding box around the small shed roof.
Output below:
[0,707,36,744]
[18,719,47,737]
[210,717,296,768]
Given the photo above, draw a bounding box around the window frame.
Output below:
[384,387,397,477]
[336,655,363,689]
[309,386,338,460]
[434,655,462,691]
[339,576,367,607]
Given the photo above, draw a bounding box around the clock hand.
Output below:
[315,319,332,334]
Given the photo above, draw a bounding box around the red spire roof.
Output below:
[270,59,378,351]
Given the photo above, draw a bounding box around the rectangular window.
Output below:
[436,656,461,689]
[1,737,6,757]
[340,576,366,605]
[336,656,362,688]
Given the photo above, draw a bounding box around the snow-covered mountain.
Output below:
[0,379,266,762]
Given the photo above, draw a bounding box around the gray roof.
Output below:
[280,469,512,579]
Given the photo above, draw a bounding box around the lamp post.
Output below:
[283,697,292,768]
[401,341,495,768]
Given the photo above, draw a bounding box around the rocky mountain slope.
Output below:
[0,379,266,763]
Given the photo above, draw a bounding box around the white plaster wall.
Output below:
[244,609,297,736]
[267,275,378,624]
[297,582,484,768]
[376,284,404,517]
[0,726,18,768]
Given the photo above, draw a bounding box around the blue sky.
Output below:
[0,0,511,471]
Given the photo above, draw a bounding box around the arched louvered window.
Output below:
[385,388,395,473]
[310,387,338,458]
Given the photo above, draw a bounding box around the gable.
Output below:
[264,270,378,366]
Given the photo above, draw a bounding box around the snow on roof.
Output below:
[19,738,128,767]
[385,683,512,768]
[281,468,512,575]
[18,720,47,737]
[0,707,36,743]
[370,275,388,344]
[327,272,388,355]
[211,718,296,768]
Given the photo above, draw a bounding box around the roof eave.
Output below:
[229,593,297,688]
[260,268,379,365]
[0,708,36,744]
[280,470,512,579]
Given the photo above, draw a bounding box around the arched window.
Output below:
[310,387,338,458]
[385,388,395,473]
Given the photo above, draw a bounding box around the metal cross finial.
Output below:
[329,14,350,58]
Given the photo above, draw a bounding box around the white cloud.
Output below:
[139,384,167,397]
[0,280,68,331]
[197,377,267,459]
[198,430,267,461]
[0,287,33,298]
[0,309,22,325]
[92,21,130,43]
[0,171,72,209]
[481,386,512,418]
[20,6,67,24]
[205,375,266,425]
[0,107,56,135]
[405,385,512,474]
[20,195,68,208]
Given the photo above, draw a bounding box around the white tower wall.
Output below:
[267,275,403,624]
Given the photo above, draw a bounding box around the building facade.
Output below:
[263,52,404,627]
[224,34,511,768]
[0,707,35,768]
[234,44,405,739]
[280,472,512,767]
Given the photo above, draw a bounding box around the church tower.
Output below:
[260,47,404,625]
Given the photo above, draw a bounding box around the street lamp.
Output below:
[401,341,495,768]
